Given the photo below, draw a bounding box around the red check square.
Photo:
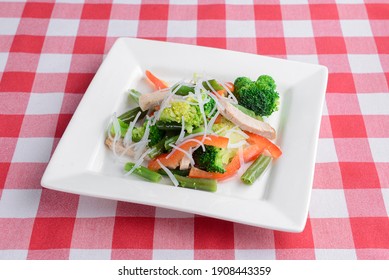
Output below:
[0,72,35,92]
[29,218,75,250]
[112,217,155,249]
[327,73,356,93]
[65,73,95,93]
[36,189,79,217]
[375,37,389,54]
[274,219,314,249]
[350,217,389,248]
[198,4,225,20]
[81,4,112,19]
[197,37,226,49]
[366,4,389,20]
[257,38,286,56]
[54,114,73,138]
[315,37,347,54]
[139,4,169,20]
[73,36,106,54]
[310,4,339,20]
[330,115,367,138]
[0,115,24,137]
[339,162,381,189]
[0,163,10,193]
[194,217,234,249]
[254,4,282,20]
[22,2,54,18]
[10,35,45,53]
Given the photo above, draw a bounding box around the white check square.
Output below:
[37,53,72,73]
[0,190,41,218]
[167,20,197,38]
[0,53,8,72]
[26,93,64,115]
[0,18,20,35]
[340,20,372,37]
[46,19,79,36]
[358,93,389,115]
[309,189,349,218]
[107,20,138,37]
[315,249,357,260]
[235,249,276,260]
[348,54,383,73]
[316,138,338,163]
[12,137,54,163]
[69,249,111,260]
[153,250,194,260]
[368,138,389,163]
[226,20,255,38]
[382,189,389,217]
[76,196,117,218]
[283,20,314,38]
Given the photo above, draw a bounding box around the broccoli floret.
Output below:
[233,75,279,117]
[233,77,251,97]
[257,75,276,91]
[203,97,216,118]
[132,121,165,147]
[192,145,226,174]
[159,101,203,133]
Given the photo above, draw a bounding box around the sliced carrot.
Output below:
[148,135,229,171]
[189,153,241,180]
[214,114,223,124]
[145,70,169,90]
[245,131,282,159]
[243,144,264,163]
[216,89,226,96]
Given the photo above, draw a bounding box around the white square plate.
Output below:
[41,38,327,232]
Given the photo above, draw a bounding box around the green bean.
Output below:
[118,107,147,124]
[172,84,195,96]
[174,174,217,192]
[124,162,162,182]
[202,79,224,92]
[157,168,190,177]
[241,155,271,185]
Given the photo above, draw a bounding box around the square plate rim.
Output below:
[41,37,328,232]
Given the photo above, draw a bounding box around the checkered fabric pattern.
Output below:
[0,0,388,260]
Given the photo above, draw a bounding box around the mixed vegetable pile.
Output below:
[106,70,282,192]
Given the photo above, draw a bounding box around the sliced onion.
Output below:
[157,159,179,187]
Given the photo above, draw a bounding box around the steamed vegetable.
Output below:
[124,162,162,182]
[106,70,282,192]
[241,155,271,185]
[233,75,279,117]
[174,174,217,192]
[159,101,203,133]
[192,145,227,174]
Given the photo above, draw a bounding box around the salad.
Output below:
[105,70,282,192]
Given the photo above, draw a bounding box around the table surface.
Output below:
[0,0,388,260]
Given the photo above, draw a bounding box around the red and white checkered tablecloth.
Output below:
[0,0,388,260]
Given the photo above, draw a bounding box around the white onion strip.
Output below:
[157,159,179,187]
[166,143,195,165]
[123,111,141,146]
[176,116,186,144]
[124,148,152,176]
